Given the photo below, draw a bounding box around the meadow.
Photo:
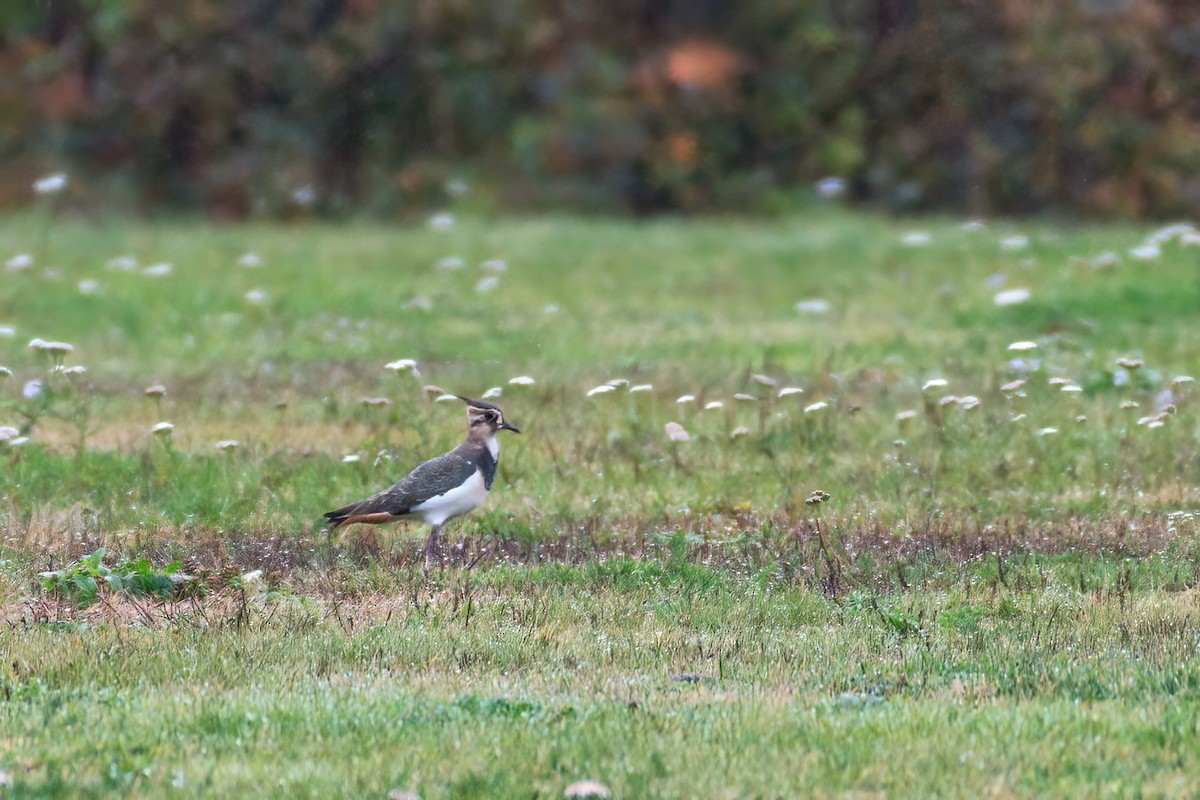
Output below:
[2,209,1199,797]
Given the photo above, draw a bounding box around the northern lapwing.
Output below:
[323,396,520,565]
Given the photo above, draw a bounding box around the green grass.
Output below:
[2,210,1200,797]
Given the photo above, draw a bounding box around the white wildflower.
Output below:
[0,325,14,337]
[238,252,263,268]
[676,394,696,404]
[586,385,616,397]
[804,401,829,413]
[33,173,68,194]
[895,410,918,422]
[245,289,268,304]
[664,422,690,442]
[961,219,986,232]
[816,177,846,198]
[901,231,932,246]
[151,421,174,435]
[778,387,804,397]
[1000,235,1029,251]
[107,256,138,271]
[796,299,831,314]
[428,212,455,231]
[994,288,1031,306]
[481,259,508,273]
[142,263,173,277]
[341,454,361,463]
[77,279,100,294]
[482,387,503,400]
[508,375,535,386]
[922,379,948,392]
[733,393,756,402]
[436,256,465,271]
[476,276,500,293]
[434,394,458,403]
[629,384,653,393]
[1007,341,1037,352]
[385,359,419,376]
[730,426,751,438]
[1037,427,1058,436]
[1090,252,1120,270]
[5,253,33,272]
[215,440,239,451]
[1129,244,1160,262]
[704,401,724,411]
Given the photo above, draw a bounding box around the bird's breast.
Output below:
[410,468,489,526]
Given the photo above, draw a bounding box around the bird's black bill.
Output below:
[501,421,521,434]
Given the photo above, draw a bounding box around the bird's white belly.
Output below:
[411,469,488,526]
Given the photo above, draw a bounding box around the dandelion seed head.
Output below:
[664,422,690,442]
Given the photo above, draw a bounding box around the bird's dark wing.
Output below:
[324,453,477,526]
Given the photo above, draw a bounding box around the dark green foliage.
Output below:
[2,2,1198,216]
[39,547,194,606]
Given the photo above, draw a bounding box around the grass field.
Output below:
[2,210,1200,797]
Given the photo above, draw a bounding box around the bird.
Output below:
[323,395,520,565]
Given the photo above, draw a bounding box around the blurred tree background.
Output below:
[1,0,1197,218]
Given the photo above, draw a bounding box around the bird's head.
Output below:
[457,396,521,435]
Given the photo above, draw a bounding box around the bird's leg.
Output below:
[424,522,446,568]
